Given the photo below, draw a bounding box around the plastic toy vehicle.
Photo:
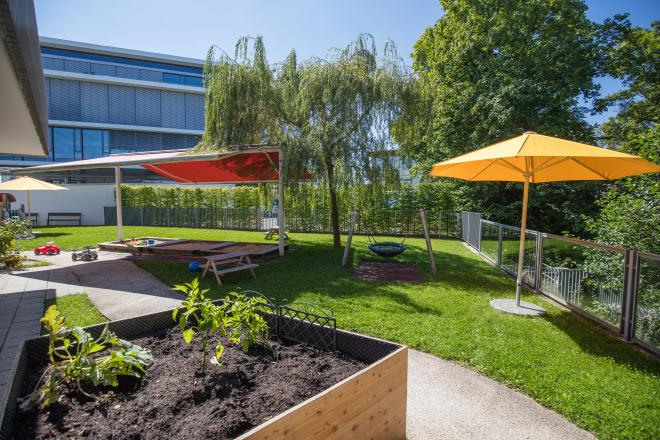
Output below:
[34,243,60,256]
[72,247,98,262]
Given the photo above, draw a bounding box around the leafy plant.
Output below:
[225,292,270,353]
[172,278,228,371]
[0,219,28,268]
[19,306,152,410]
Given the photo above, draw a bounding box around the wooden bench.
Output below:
[201,252,258,285]
[47,212,82,226]
[27,213,39,227]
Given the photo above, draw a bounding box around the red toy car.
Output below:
[34,243,60,256]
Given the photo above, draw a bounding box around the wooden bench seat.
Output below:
[201,252,259,285]
[47,212,82,226]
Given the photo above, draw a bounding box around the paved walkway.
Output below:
[0,251,594,439]
[406,349,595,439]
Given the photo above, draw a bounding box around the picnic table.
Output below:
[201,252,258,285]
[264,227,289,240]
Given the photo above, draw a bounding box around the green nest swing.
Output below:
[367,237,407,258]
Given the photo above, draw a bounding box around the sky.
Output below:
[34,0,659,125]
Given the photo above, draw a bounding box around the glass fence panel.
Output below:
[634,255,660,349]
[480,221,499,263]
[500,225,536,285]
[541,236,624,327]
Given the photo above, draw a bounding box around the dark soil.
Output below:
[14,327,366,440]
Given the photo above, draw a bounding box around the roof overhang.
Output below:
[0,0,49,157]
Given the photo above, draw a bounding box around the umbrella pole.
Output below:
[26,190,31,225]
[115,167,123,241]
[515,175,530,306]
[278,149,285,257]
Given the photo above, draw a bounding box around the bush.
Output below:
[0,219,28,268]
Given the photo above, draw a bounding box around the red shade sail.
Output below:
[143,151,283,183]
[14,146,312,184]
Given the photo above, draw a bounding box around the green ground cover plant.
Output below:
[17,226,660,439]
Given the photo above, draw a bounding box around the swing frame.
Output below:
[341,208,437,275]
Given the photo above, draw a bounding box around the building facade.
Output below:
[0,37,206,183]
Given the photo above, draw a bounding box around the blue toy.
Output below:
[188,261,202,272]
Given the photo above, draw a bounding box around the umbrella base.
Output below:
[490,298,545,316]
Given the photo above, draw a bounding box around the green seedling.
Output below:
[19,306,152,410]
[172,278,227,371]
[225,291,270,353]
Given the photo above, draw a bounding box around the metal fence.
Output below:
[468,217,660,354]
[103,204,657,354]
[105,206,462,239]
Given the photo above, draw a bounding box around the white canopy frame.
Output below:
[14,145,287,256]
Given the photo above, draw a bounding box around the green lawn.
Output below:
[20,226,660,439]
[43,293,108,329]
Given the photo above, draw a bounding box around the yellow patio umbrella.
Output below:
[430,131,660,315]
[0,176,67,225]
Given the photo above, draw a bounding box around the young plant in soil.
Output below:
[19,306,152,410]
[172,278,228,371]
[225,291,270,353]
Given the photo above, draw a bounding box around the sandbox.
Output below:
[98,237,287,259]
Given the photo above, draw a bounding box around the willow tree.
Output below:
[278,35,412,247]
[200,34,412,247]
[198,36,275,150]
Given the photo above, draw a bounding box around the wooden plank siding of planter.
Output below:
[237,346,408,440]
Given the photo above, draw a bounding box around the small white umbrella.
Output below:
[0,176,67,224]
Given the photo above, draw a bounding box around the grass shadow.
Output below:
[543,309,660,375]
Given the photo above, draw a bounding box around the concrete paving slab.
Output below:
[406,349,594,440]
[15,250,182,320]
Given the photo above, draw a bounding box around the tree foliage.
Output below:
[199,34,413,246]
[587,20,660,253]
[393,0,613,234]
[199,37,276,149]
[583,21,659,345]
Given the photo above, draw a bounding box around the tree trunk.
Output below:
[324,154,341,247]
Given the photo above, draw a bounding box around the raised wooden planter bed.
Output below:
[0,304,407,440]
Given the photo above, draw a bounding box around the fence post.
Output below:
[446,211,449,237]
[535,232,543,292]
[622,250,638,340]
[497,224,503,267]
[140,207,144,226]
[477,214,482,252]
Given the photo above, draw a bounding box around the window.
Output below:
[74,128,82,160]
[40,47,204,75]
[163,73,182,85]
[82,129,104,159]
[164,73,203,87]
[52,128,75,162]
[184,76,203,87]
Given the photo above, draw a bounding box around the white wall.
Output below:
[8,182,235,226]
[10,184,116,226]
